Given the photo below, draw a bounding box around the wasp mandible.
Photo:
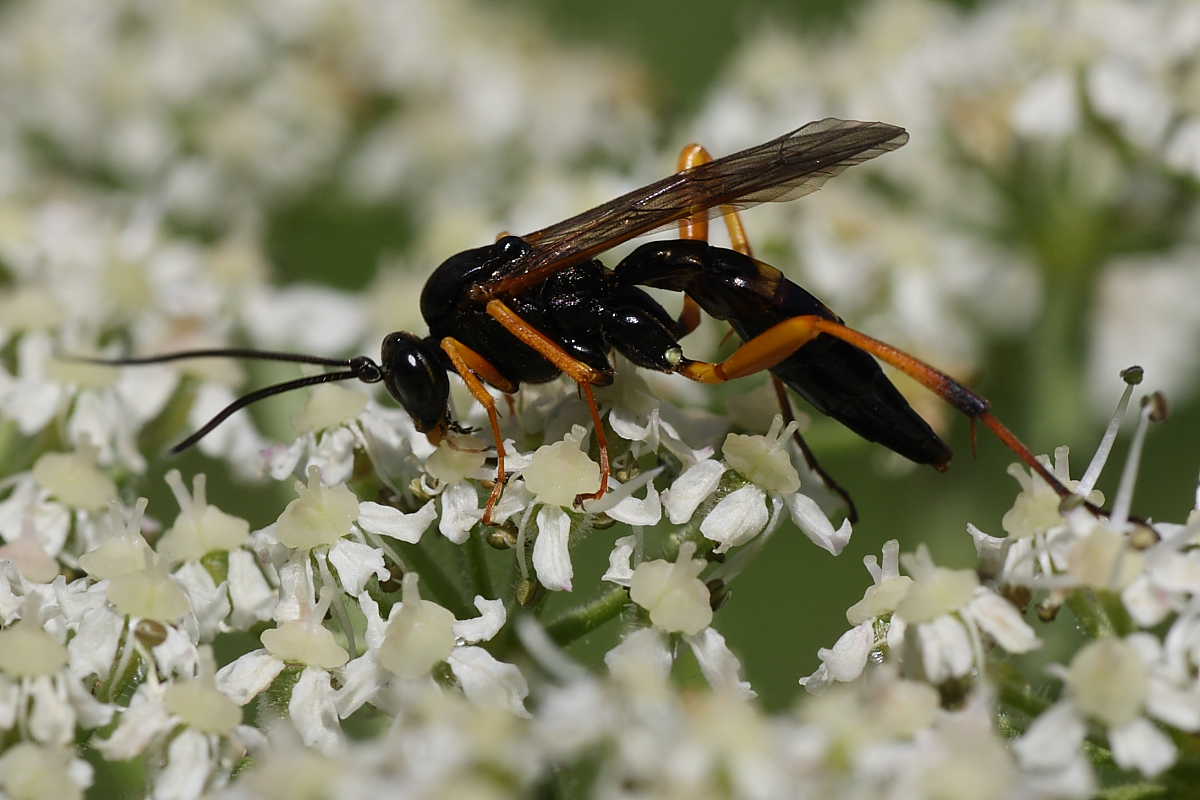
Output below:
[91,118,1077,524]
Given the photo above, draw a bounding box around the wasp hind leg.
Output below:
[676,314,1084,506]
[677,142,859,521]
[673,143,755,336]
[484,299,612,508]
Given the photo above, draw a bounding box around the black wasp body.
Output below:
[408,235,950,468]
[93,118,1076,523]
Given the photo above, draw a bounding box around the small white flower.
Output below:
[707,417,851,555]
[0,598,114,746]
[106,555,192,624]
[604,369,722,466]
[96,647,254,796]
[216,557,347,751]
[334,576,524,719]
[31,446,117,513]
[0,741,93,800]
[1034,634,1199,778]
[1001,447,1099,540]
[156,470,250,564]
[376,572,456,679]
[275,465,360,551]
[629,541,712,635]
[897,545,1040,683]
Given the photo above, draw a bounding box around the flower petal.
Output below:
[914,615,973,683]
[685,627,754,699]
[785,493,852,556]
[700,485,768,554]
[438,482,482,545]
[227,549,276,629]
[289,667,343,753]
[446,646,530,717]
[816,622,873,685]
[215,650,285,706]
[327,539,388,596]
[453,596,506,644]
[601,535,637,587]
[966,589,1040,654]
[1013,700,1087,771]
[1109,716,1177,777]
[662,460,725,524]
[357,500,435,544]
[532,505,573,592]
[154,729,212,800]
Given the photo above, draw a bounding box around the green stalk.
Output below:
[1067,588,1122,639]
[463,528,494,600]
[545,586,629,646]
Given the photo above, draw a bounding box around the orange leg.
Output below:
[674,144,754,336]
[485,300,611,386]
[484,299,612,506]
[441,337,516,524]
[574,384,610,506]
[677,314,1078,502]
[680,143,853,518]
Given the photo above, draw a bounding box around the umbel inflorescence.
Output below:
[3,0,1200,798]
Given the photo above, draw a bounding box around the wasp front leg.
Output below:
[441,337,518,525]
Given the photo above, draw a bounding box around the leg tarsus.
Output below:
[441,337,515,525]
[573,383,611,507]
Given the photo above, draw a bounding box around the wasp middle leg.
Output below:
[485,298,613,508]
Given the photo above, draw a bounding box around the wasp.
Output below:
[91,118,1078,524]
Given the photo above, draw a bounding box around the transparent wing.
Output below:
[476,118,908,300]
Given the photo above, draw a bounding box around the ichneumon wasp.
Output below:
[86,118,1088,525]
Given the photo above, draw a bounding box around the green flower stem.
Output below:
[991,662,1051,724]
[545,586,629,646]
[1067,588,1130,639]
[463,528,494,600]
[1095,785,1169,800]
[332,589,359,658]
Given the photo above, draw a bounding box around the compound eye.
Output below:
[496,235,530,260]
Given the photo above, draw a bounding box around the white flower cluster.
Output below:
[1,0,1199,797]
[800,379,1200,795]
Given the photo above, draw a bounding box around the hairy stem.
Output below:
[545,586,629,646]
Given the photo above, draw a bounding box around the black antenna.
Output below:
[74,349,384,452]
[73,347,354,369]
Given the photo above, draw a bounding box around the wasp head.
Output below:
[380,332,451,442]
